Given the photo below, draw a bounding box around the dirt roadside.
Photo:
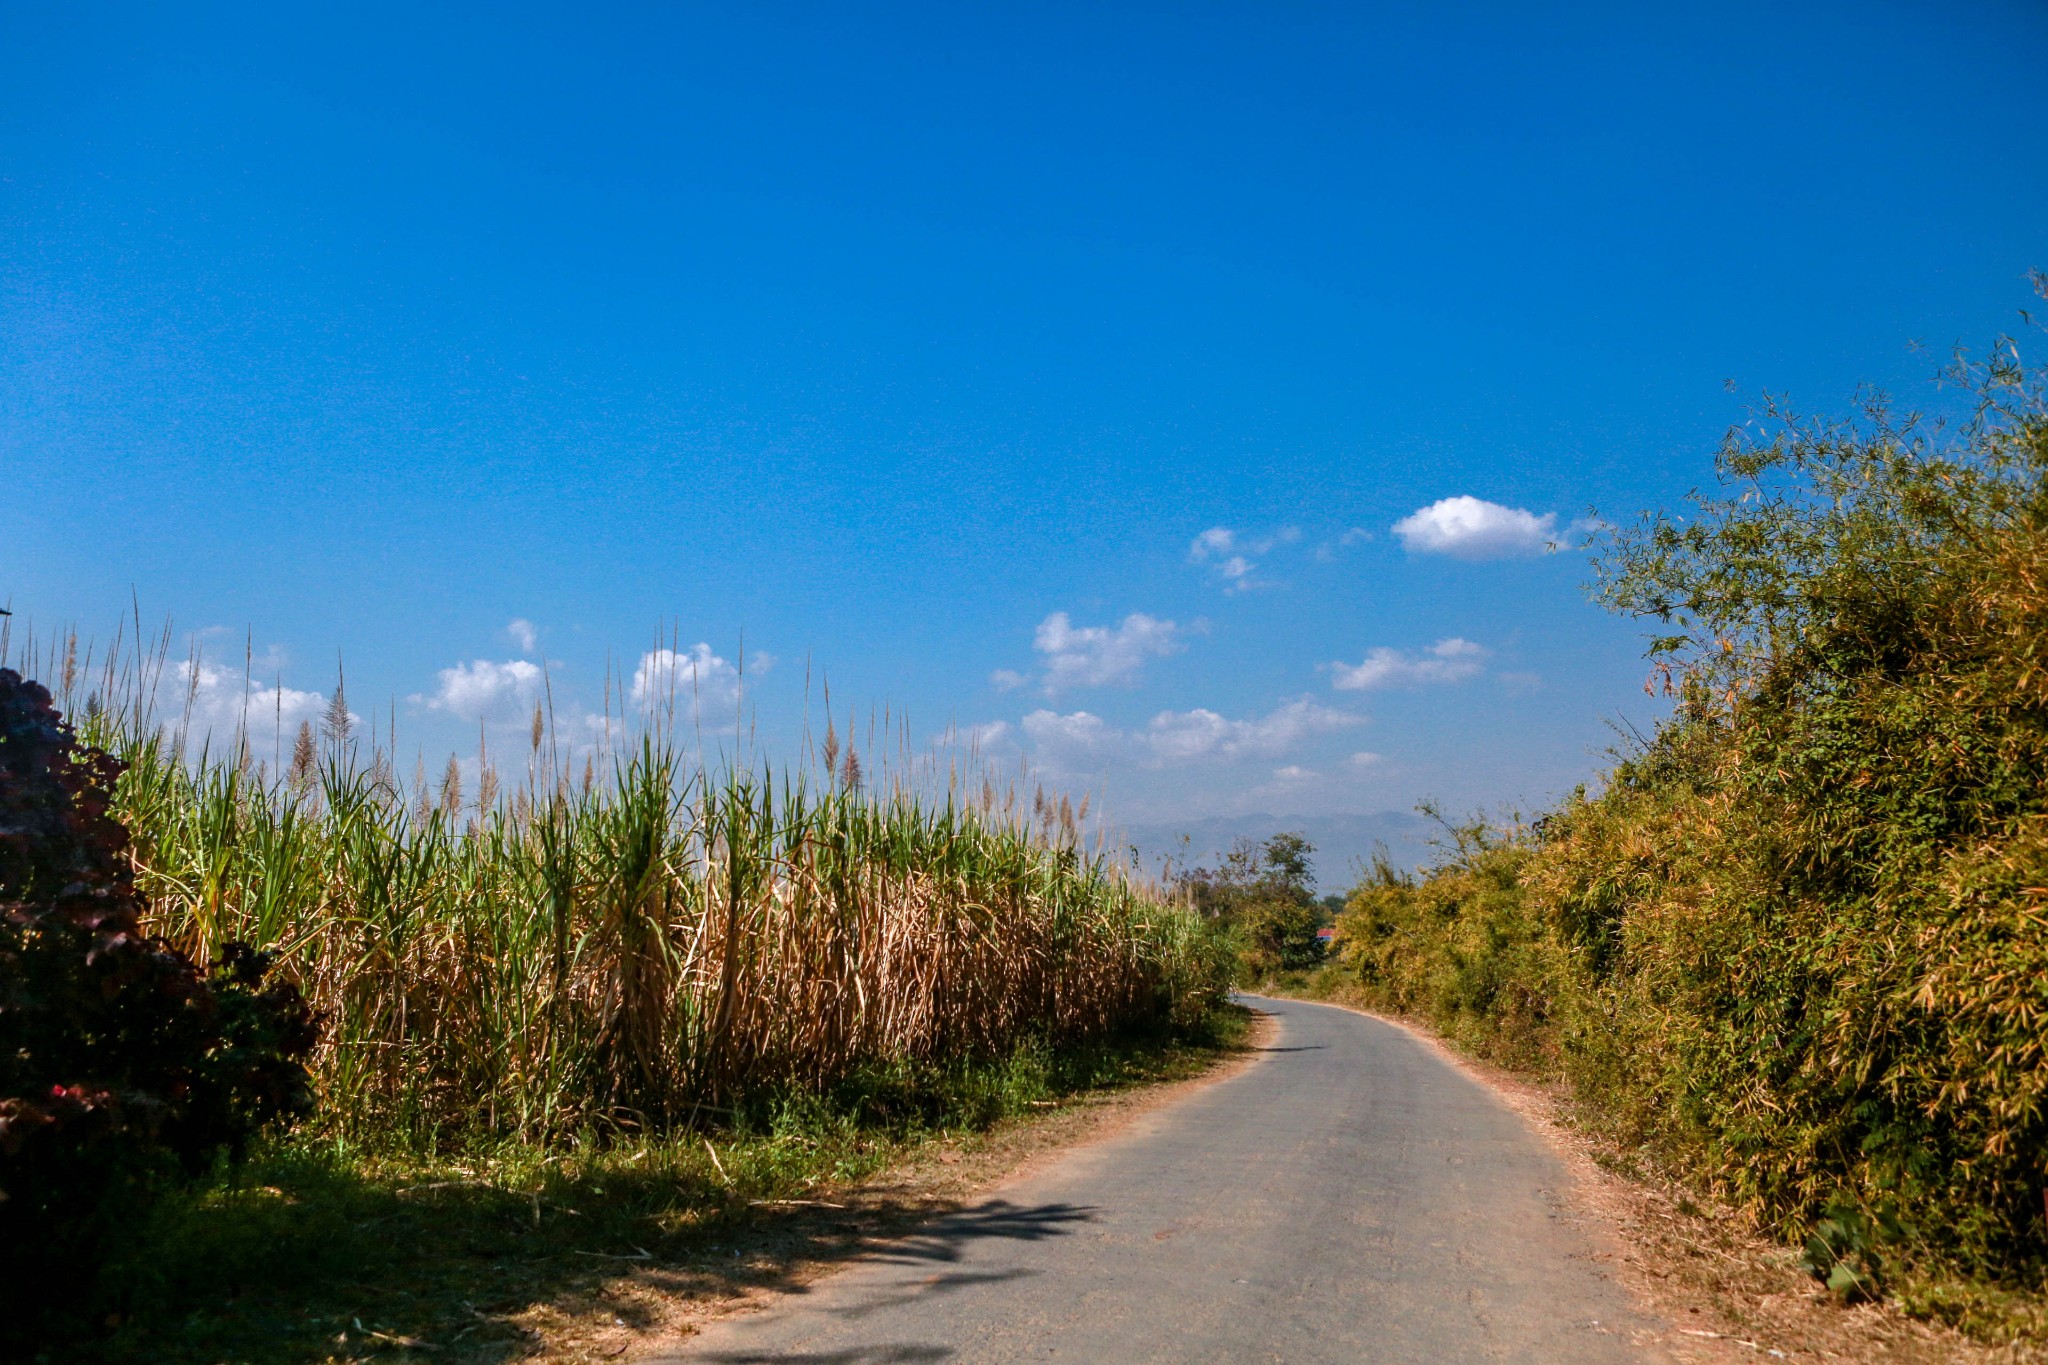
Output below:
[1292,995,2044,1365]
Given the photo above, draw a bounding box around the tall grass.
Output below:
[0,621,1227,1147]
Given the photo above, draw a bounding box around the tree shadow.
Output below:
[98,1150,1096,1365]
[660,1200,1095,1362]
[683,1347,955,1364]
[92,1020,1247,1364]
[869,1199,1096,1268]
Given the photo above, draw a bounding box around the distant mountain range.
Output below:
[1112,810,1443,895]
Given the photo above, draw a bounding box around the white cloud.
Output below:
[416,659,544,721]
[1330,638,1488,691]
[1348,750,1385,769]
[964,720,1011,748]
[174,659,330,738]
[506,618,540,653]
[938,719,1014,751]
[1392,496,1560,559]
[1020,708,1118,749]
[1271,764,1317,782]
[1020,697,1362,775]
[990,668,1029,692]
[1316,526,1375,562]
[1142,697,1363,762]
[631,644,743,715]
[1020,709,1120,772]
[1139,709,1233,764]
[1187,526,1299,592]
[1033,612,1182,694]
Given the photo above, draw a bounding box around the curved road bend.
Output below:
[652,994,1660,1364]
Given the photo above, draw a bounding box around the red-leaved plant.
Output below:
[0,668,318,1346]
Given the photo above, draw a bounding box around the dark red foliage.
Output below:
[0,668,317,1345]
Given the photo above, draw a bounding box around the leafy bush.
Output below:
[1332,829,1557,1069]
[1800,1200,1905,1303]
[0,668,317,1348]
[1328,297,2048,1301]
[1550,311,2048,1278]
[1181,833,1328,979]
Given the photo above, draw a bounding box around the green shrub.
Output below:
[1556,313,2048,1278]
[1328,301,2048,1298]
[1181,833,1328,980]
[1332,831,1557,1069]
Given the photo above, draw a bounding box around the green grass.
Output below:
[82,1009,1249,1365]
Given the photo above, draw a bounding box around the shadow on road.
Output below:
[639,1199,1097,1362]
[689,1346,954,1363]
[876,1199,1096,1266]
[96,1013,1259,1365]
[822,1200,1094,1321]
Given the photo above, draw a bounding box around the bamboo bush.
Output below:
[0,625,1227,1147]
[1328,316,2048,1300]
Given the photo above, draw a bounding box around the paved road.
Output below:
[654,995,1658,1364]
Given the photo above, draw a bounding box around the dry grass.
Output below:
[0,621,1228,1148]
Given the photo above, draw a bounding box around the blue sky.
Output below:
[4,2,2045,874]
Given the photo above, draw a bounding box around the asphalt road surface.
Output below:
[655,995,1658,1364]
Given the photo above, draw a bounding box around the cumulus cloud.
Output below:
[964,720,1011,748]
[990,668,1029,692]
[1143,697,1362,762]
[1392,496,1562,559]
[631,644,745,714]
[1021,698,1363,773]
[1329,638,1488,691]
[174,659,330,738]
[1138,709,1234,764]
[506,618,540,653]
[416,659,544,720]
[1187,526,1299,591]
[937,720,1015,751]
[1019,709,1121,771]
[1032,612,1183,694]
